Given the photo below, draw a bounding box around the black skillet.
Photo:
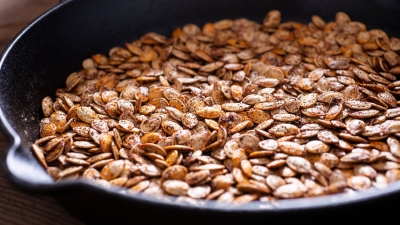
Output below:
[1,0,400,224]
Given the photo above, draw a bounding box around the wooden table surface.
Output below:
[0,0,85,224]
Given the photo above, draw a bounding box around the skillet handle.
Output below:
[1,122,55,193]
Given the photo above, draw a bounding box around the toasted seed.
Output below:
[274,183,304,199]
[138,164,162,177]
[188,185,211,199]
[349,109,380,119]
[347,176,371,190]
[346,119,366,135]
[354,165,377,179]
[269,124,300,137]
[314,162,332,178]
[338,133,368,143]
[162,180,190,196]
[76,106,99,124]
[242,94,266,105]
[138,143,167,157]
[378,92,397,108]
[31,144,48,169]
[87,152,112,164]
[45,140,65,162]
[192,164,225,171]
[161,120,183,135]
[385,108,400,118]
[100,160,125,181]
[185,170,210,185]
[221,103,251,112]
[305,140,330,154]
[386,169,400,182]
[299,93,317,108]
[196,106,222,118]
[58,166,83,179]
[340,152,370,163]
[238,134,259,152]
[273,113,300,122]
[259,139,278,151]
[371,161,400,171]
[286,156,311,174]
[318,130,339,144]
[301,106,327,117]
[162,165,188,181]
[278,142,306,156]
[387,136,400,158]
[284,97,301,113]
[254,101,284,110]
[129,180,150,193]
[181,113,198,129]
[236,182,271,194]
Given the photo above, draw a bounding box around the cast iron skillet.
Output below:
[1,0,400,224]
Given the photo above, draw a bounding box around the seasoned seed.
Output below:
[221,103,251,112]
[196,106,222,118]
[138,164,162,177]
[138,143,167,157]
[347,176,371,190]
[284,97,301,113]
[338,133,368,143]
[278,142,306,156]
[254,101,284,110]
[299,93,317,108]
[161,165,188,181]
[286,156,311,174]
[140,116,162,134]
[346,119,366,135]
[274,183,304,199]
[305,140,330,154]
[238,134,259,152]
[259,139,278,151]
[181,113,198,129]
[318,130,339,144]
[269,124,300,137]
[387,136,400,158]
[100,160,125,181]
[340,152,370,163]
[272,113,300,122]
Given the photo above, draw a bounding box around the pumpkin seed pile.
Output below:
[32,10,400,204]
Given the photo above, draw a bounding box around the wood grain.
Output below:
[0,0,58,50]
[0,0,85,224]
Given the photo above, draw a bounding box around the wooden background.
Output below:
[0,0,85,224]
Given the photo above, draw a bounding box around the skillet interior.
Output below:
[1,0,400,224]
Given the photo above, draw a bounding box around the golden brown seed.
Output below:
[269,124,300,137]
[161,120,183,136]
[162,180,189,196]
[284,97,300,113]
[221,103,251,112]
[299,93,317,108]
[181,113,198,129]
[286,156,311,174]
[259,139,278,151]
[162,165,188,181]
[100,160,125,181]
[305,140,330,154]
[278,142,306,156]
[76,106,99,124]
[196,106,222,119]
